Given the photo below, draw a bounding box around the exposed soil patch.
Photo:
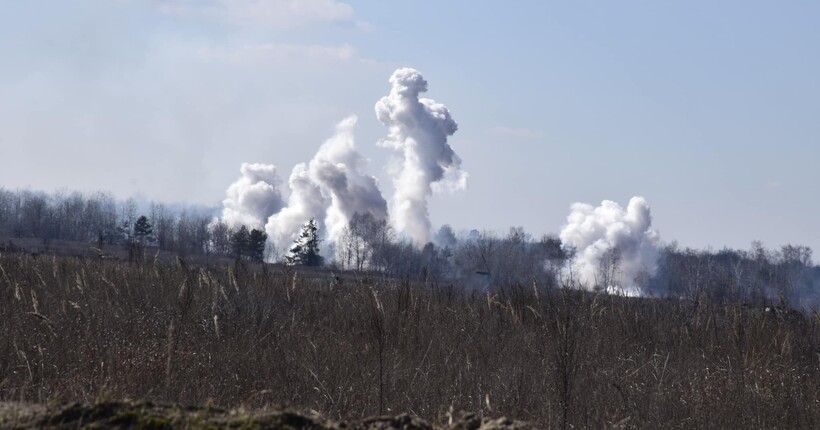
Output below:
[0,401,533,430]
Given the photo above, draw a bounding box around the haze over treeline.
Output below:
[1,185,818,311]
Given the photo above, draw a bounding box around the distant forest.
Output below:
[1,187,818,310]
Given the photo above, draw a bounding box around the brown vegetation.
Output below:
[1,253,819,428]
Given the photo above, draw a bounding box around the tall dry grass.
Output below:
[1,253,819,429]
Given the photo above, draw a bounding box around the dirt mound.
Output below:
[0,401,533,430]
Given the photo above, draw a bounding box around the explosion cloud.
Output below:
[221,163,285,230]
[559,196,661,294]
[221,68,465,257]
[306,115,388,243]
[263,115,387,249]
[264,162,328,248]
[375,67,467,245]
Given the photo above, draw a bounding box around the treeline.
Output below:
[330,213,566,287]
[0,188,120,245]
[0,188,216,258]
[2,187,819,310]
[0,187,566,277]
[649,242,820,309]
[332,213,820,310]
[0,188,289,263]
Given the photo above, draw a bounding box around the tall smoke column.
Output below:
[221,163,285,230]
[308,115,388,243]
[264,163,328,248]
[375,67,467,245]
[559,196,661,294]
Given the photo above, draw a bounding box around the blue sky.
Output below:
[1,0,818,253]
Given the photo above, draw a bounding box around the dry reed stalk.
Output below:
[27,312,57,336]
[30,290,40,315]
[0,260,12,286]
[100,275,117,292]
[17,348,33,383]
[177,279,188,301]
[33,267,47,289]
[0,260,24,302]
[229,266,240,293]
[164,319,176,399]
[74,273,84,293]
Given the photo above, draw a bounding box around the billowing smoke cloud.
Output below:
[375,67,467,245]
[222,68,462,254]
[265,163,328,247]
[308,115,388,243]
[221,163,285,229]
[559,196,661,294]
[263,115,387,248]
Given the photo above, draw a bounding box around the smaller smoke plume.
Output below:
[375,67,467,245]
[221,163,285,230]
[559,196,661,294]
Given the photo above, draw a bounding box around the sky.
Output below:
[1,0,818,253]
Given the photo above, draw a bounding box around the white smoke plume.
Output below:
[223,68,462,253]
[264,163,328,247]
[375,67,467,245]
[308,115,388,243]
[559,196,661,294]
[263,115,387,249]
[221,163,285,230]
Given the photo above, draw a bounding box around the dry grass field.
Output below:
[1,253,819,429]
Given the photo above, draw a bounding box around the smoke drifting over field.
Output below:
[560,196,661,292]
[221,67,465,250]
[375,68,467,245]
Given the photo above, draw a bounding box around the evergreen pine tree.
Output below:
[285,219,324,266]
[134,216,153,245]
[248,228,268,262]
[230,225,251,260]
[129,215,153,262]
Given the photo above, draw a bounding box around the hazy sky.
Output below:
[1,0,818,253]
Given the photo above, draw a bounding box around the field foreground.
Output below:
[0,401,531,430]
[2,253,820,428]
